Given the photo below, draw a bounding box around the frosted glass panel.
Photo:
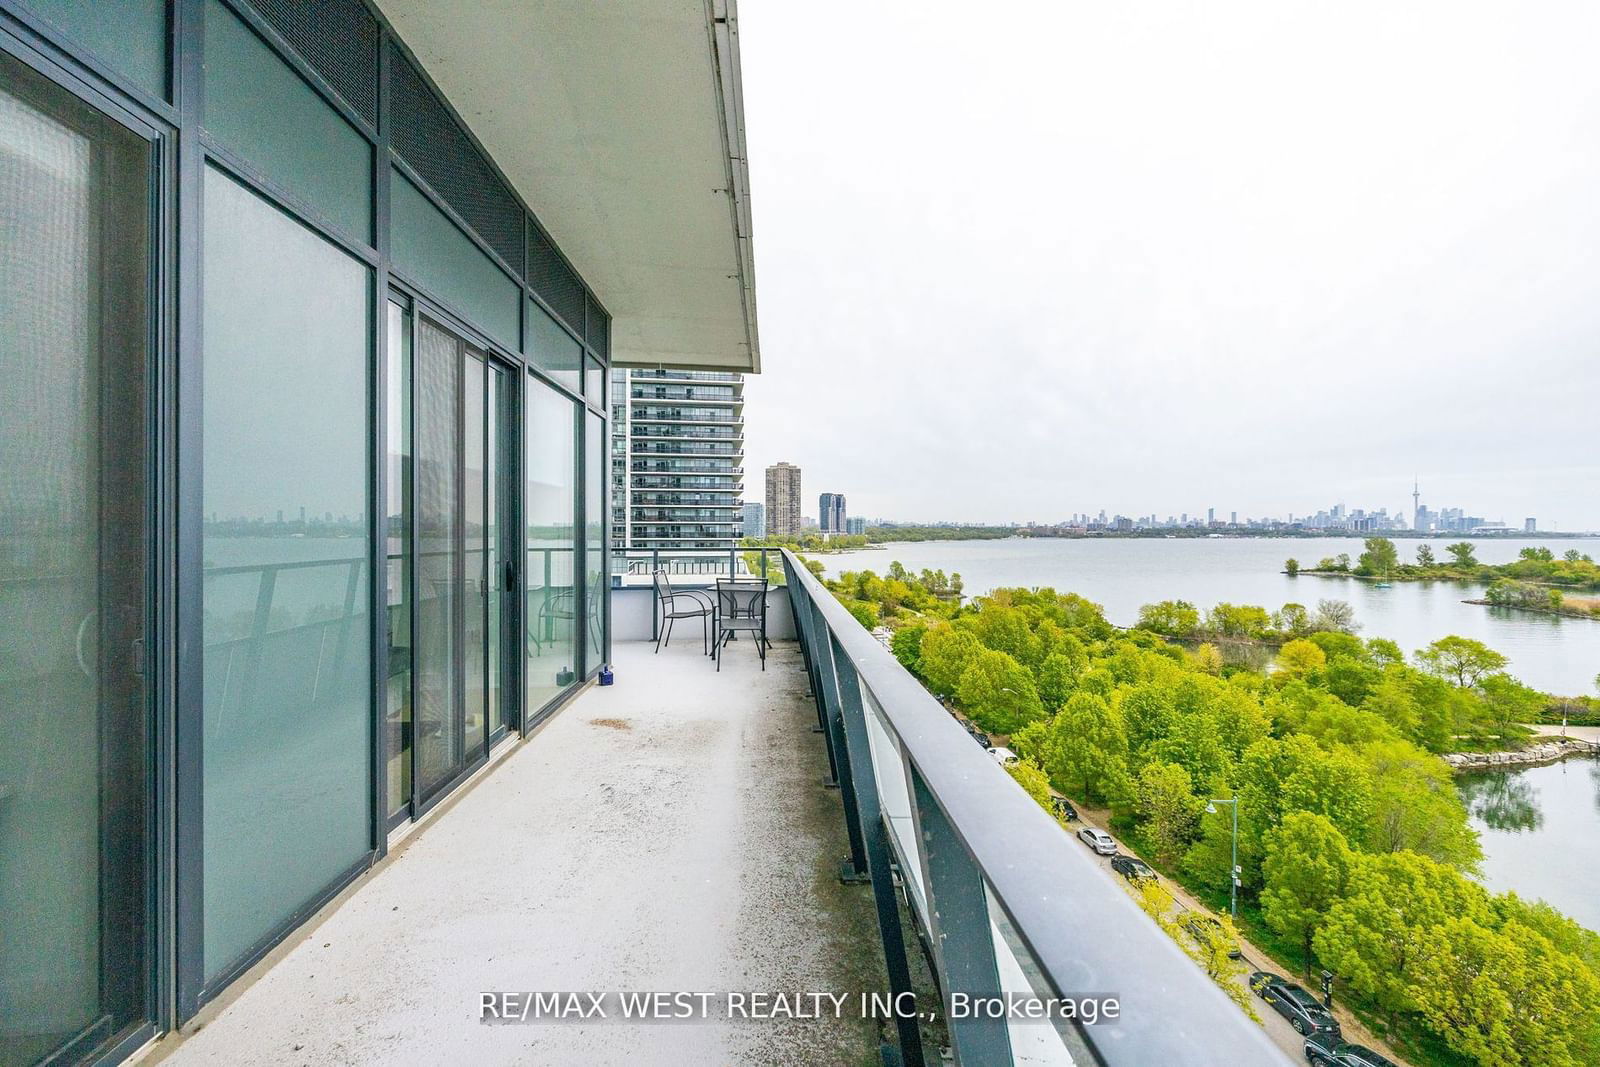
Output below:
[26,0,166,98]
[201,166,371,980]
[391,170,519,349]
[203,0,371,240]
[528,298,582,392]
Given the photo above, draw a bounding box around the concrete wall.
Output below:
[612,585,796,643]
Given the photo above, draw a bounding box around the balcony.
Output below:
[154,551,1287,1066]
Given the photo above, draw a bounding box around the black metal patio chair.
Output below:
[653,569,715,655]
[714,579,770,671]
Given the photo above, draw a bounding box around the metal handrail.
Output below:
[778,548,1289,1067]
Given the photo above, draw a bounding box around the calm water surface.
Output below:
[823,536,1600,694]
[1458,757,1600,932]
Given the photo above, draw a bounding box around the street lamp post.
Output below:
[1205,798,1240,920]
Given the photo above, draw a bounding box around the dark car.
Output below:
[1051,796,1076,821]
[967,725,991,749]
[1183,914,1242,960]
[1110,854,1155,882]
[1250,972,1341,1038]
[1303,1034,1397,1067]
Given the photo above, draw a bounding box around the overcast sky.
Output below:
[737,1,1600,530]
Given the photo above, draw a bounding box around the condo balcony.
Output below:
[149,551,1286,1066]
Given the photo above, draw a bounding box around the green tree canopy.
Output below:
[1260,812,1355,975]
[1416,635,1509,688]
[955,648,1045,735]
[1044,691,1131,804]
[1446,541,1478,568]
[1357,536,1400,576]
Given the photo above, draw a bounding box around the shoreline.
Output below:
[1461,597,1600,622]
[1444,736,1598,772]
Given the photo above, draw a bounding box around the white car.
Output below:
[1077,826,1116,855]
[988,746,1019,767]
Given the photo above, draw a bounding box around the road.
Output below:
[1064,807,1409,1066]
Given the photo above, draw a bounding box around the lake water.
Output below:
[822,536,1600,695]
[1457,757,1600,931]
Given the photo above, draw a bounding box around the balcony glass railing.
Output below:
[630,408,739,423]
[627,369,740,383]
[630,387,740,402]
[778,549,1289,1067]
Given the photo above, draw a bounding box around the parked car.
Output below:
[1183,915,1242,960]
[988,746,1019,767]
[1249,972,1341,1038]
[1110,854,1156,882]
[1303,1035,1397,1067]
[1076,826,1116,855]
[966,725,992,749]
[1050,795,1076,821]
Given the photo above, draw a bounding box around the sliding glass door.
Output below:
[0,51,153,1063]
[407,314,515,810]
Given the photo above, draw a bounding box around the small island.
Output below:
[1286,538,1600,621]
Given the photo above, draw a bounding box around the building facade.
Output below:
[764,461,802,539]
[742,501,765,539]
[845,516,867,536]
[0,1,756,1063]
[610,369,745,549]
[819,492,846,534]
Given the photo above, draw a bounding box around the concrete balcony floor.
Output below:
[157,639,885,1066]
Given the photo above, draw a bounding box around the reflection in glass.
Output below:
[526,380,577,708]
[0,54,151,1061]
[463,351,487,756]
[585,411,605,673]
[201,167,370,980]
[414,318,462,798]
[385,301,412,818]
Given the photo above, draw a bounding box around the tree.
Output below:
[1273,602,1311,636]
[1312,599,1360,634]
[1136,599,1200,637]
[1191,642,1224,675]
[1005,759,1054,814]
[1446,541,1478,568]
[1036,638,1088,708]
[1476,672,1543,743]
[1260,812,1354,976]
[1416,635,1509,688]
[1043,691,1131,805]
[916,625,982,697]
[889,623,926,672]
[956,648,1045,735]
[1284,557,1300,576]
[1410,917,1600,1067]
[1276,638,1326,679]
[1136,760,1202,864]
[1357,536,1400,576]
[1360,740,1482,868]
[1417,543,1435,567]
[1314,851,1492,1031]
[1205,602,1272,639]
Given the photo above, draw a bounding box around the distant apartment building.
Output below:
[742,502,765,539]
[845,516,867,536]
[611,369,745,549]
[765,462,802,538]
[819,492,846,533]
